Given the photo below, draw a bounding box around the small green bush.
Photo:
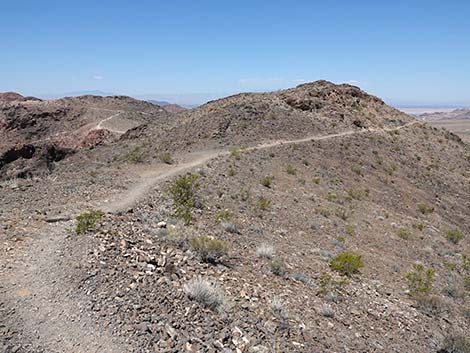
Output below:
[446,229,464,244]
[312,177,321,184]
[257,196,272,211]
[439,334,470,353]
[318,273,348,295]
[261,175,274,188]
[230,148,242,160]
[286,165,296,175]
[351,165,363,176]
[190,236,229,263]
[329,252,364,276]
[169,173,199,225]
[270,259,286,276]
[215,210,232,224]
[122,146,145,163]
[418,202,434,215]
[405,264,435,297]
[159,152,173,164]
[397,228,412,240]
[75,210,103,235]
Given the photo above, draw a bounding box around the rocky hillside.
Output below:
[0,94,169,180]
[1,81,469,353]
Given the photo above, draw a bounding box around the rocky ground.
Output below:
[1,81,469,353]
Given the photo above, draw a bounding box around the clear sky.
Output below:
[1,0,469,106]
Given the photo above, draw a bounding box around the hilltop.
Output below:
[0,81,469,353]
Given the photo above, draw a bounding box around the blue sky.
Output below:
[1,0,469,105]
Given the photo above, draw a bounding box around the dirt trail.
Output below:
[103,121,417,213]
[0,121,417,352]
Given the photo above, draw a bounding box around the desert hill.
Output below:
[419,108,470,121]
[0,81,469,353]
[0,94,170,180]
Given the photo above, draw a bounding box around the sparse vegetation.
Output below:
[122,146,145,163]
[439,334,470,353]
[189,236,229,263]
[239,187,250,201]
[286,164,296,175]
[271,296,289,324]
[183,277,228,312]
[215,210,232,224]
[256,243,275,259]
[230,148,242,160]
[261,175,274,188]
[312,177,321,184]
[405,264,435,297]
[256,196,272,210]
[318,303,335,318]
[329,252,364,276]
[159,152,173,164]
[446,229,464,244]
[270,259,286,276]
[397,228,412,240]
[318,273,348,296]
[418,202,434,215]
[351,164,363,176]
[345,224,355,236]
[169,173,199,225]
[75,210,103,235]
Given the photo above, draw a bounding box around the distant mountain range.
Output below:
[418,108,470,121]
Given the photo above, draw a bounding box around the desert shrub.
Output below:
[221,221,240,234]
[318,273,348,296]
[75,210,103,235]
[464,277,470,291]
[335,207,348,221]
[227,167,236,176]
[159,152,173,164]
[230,148,242,160]
[417,223,425,231]
[189,236,229,263]
[312,177,321,184]
[327,192,339,202]
[415,295,447,315]
[318,303,335,318]
[446,229,464,244]
[239,187,250,201]
[351,165,363,176]
[397,228,412,240]
[345,224,355,236]
[464,255,470,271]
[261,175,274,188]
[292,272,314,286]
[329,252,364,276]
[215,210,232,224]
[346,188,369,201]
[169,173,199,225]
[256,243,275,259]
[286,165,296,175]
[439,334,470,353]
[183,277,228,312]
[270,259,286,276]
[256,196,272,210]
[271,296,289,326]
[122,146,145,163]
[405,264,435,297]
[384,164,397,176]
[418,202,434,215]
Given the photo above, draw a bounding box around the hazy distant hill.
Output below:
[419,108,470,120]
